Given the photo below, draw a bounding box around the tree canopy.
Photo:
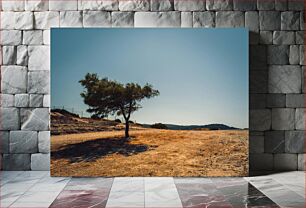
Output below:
[79,73,159,137]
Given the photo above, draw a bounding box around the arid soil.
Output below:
[51,129,248,177]
[51,110,142,135]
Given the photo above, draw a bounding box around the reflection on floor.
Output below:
[1,171,304,208]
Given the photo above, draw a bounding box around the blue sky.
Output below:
[51,28,248,128]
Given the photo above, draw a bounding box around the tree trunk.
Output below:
[125,120,129,138]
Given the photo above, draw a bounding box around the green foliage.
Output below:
[79,73,159,137]
[151,123,168,129]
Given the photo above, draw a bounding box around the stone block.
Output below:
[249,136,264,153]
[274,154,298,170]
[302,66,305,93]
[1,12,15,29]
[83,11,112,27]
[43,95,50,107]
[34,12,60,29]
[0,131,10,153]
[181,12,192,27]
[295,31,303,44]
[174,0,205,11]
[264,131,285,153]
[38,131,50,153]
[257,0,274,10]
[14,12,34,30]
[28,46,50,71]
[119,0,150,11]
[0,108,20,130]
[2,46,17,65]
[300,12,304,30]
[216,11,244,27]
[249,32,259,45]
[250,131,264,136]
[31,153,50,170]
[275,0,287,11]
[250,70,268,93]
[299,45,304,65]
[193,12,215,28]
[281,11,300,30]
[0,94,14,107]
[233,0,256,11]
[298,154,305,170]
[266,94,285,108]
[295,108,304,130]
[1,66,27,94]
[43,30,50,45]
[2,1,24,11]
[289,45,300,64]
[15,94,29,107]
[286,94,304,107]
[17,45,28,66]
[250,45,267,68]
[23,30,43,45]
[112,12,134,27]
[28,71,50,94]
[78,0,119,10]
[21,108,49,131]
[3,154,31,170]
[249,153,273,170]
[245,11,259,32]
[1,30,22,45]
[60,11,83,27]
[259,11,281,30]
[206,0,233,10]
[273,31,295,45]
[26,0,49,11]
[267,45,288,64]
[250,109,271,131]
[10,131,38,153]
[269,65,301,93]
[29,94,44,107]
[272,108,295,130]
[288,0,304,11]
[135,12,180,27]
[49,0,78,10]
[285,131,304,153]
[151,0,173,11]
[250,94,266,109]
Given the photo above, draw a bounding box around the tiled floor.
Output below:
[1,171,305,208]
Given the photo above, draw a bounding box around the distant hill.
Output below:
[142,123,239,130]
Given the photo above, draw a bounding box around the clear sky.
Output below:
[51,28,248,128]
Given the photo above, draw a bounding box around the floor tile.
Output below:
[145,177,177,192]
[28,177,70,192]
[145,178,182,208]
[106,191,144,208]
[0,171,304,208]
[145,190,182,208]
[64,177,113,193]
[268,171,305,198]
[1,171,24,186]
[111,177,144,192]
[246,176,305,208]
[9,201,52,208]
[50,190,109,208]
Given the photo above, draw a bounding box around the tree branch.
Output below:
[120,106,127,121]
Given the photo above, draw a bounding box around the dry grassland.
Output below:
[51,129,248,177]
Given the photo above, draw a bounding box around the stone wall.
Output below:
[0,0,304,172]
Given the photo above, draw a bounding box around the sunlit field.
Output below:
[51,129,248,177]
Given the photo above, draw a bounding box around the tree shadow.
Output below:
[51,137,151,163]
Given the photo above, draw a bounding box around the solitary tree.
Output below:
[79,73,159,138]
